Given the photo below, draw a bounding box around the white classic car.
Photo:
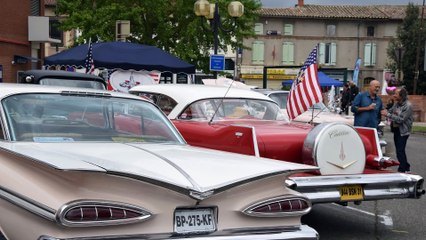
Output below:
[0,84,318,239]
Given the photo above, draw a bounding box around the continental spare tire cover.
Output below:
[302,122,365,175]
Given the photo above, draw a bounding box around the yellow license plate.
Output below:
[339,185,364,201]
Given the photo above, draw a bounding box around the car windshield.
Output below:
[178,98,288,121]
[269,92,328,112]
[2,93,184,143]
[39,78,106,90]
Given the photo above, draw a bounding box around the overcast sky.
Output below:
[260,0,425,7]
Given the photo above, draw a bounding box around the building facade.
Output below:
[241,2,407,90]
[0,0,61,83]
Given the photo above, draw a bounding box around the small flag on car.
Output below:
[85,41,95,74]
[286,46,322,120]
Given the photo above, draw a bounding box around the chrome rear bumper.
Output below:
[39,225,318,240]
[288,173,425,204]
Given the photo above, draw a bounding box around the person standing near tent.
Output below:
[351,79,383,130]
[339,83,351,115]
[349,80,359,104]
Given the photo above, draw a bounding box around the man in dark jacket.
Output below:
[340,83,351,115]
[349,80,359,104]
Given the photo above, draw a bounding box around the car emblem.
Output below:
[339,142,346,161]
[327,141,358,169]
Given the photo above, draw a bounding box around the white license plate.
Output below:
[174,208,216,234]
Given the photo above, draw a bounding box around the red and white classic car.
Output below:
[0,84,318,239]
[130,84,425,205]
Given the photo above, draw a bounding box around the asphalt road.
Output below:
[302,130,426,240]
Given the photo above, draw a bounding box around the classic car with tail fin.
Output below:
[0,84,318,239]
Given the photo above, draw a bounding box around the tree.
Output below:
[386,3,426,94]
[55,0,261,74]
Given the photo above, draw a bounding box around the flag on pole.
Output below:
[286,46,322,120]
[352,58,361,86]
[85,41,95,74]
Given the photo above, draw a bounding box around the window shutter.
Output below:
[282,42,294,65]
[284,24,293,35]
[330,43,337,65]
[371,43,377,65]
[252,41,264,64]
[364,43,372,66]
[254,23,263,35]
[319,43,326,64]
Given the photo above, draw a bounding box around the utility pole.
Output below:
[414,0,425,94]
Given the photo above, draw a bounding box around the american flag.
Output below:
[286,47,322,120]
[85,41,95,74]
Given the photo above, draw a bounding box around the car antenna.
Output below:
[308,104,325,125]
[208,78,235,125]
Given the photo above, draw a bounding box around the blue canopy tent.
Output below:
[282,71,343,87]
[44,41,195,73]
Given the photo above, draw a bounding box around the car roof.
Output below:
[130,84,274,103]
[0,83,139,100]
[130,84,278,119]
[22,70,104,81]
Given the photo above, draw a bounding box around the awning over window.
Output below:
[13,55,40,64]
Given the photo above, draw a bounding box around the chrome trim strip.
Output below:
[57,199,153,227]
[250,126,260,157]
[38,224,319,240]
[0,186,56,221]
[289,173,425,203]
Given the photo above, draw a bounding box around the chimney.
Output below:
[298,0,304,7]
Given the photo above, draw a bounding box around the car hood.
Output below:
[1,142,316,194]
[294,111,354,125]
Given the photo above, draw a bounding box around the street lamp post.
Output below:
[414,0,425,94]
[194,0,244,79]
[395,44,405,84]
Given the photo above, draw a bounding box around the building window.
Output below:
[283,24,293,35]
[30,0,40,16]
[326,24,336,36]
[254,23,263,35]
[363,77,375,90]
[252,41,264,64]
[367,26,375,37]
[282,42,294,65]
[319,43,337,65]
[364,43,377,66]
[50,19,64,47]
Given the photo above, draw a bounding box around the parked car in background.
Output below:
[19,69,107,90]
[130,84,425,205]
[0,83,319,240]
[254,89,354,125]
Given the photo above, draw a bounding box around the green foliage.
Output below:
[387,3,426,94]
[55,0,261,74]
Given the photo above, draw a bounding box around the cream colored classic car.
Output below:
[0,83,318,240]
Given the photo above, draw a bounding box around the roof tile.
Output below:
[259,5,408,20]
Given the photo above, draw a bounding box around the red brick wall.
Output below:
[380,95,426,122]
